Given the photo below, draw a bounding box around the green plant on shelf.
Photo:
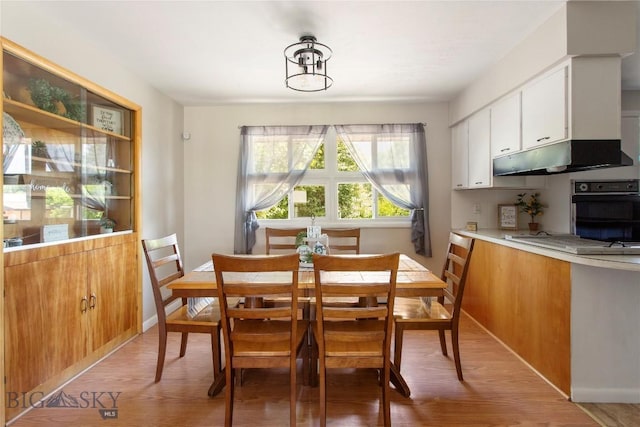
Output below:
[28,78,84,122]
[99,217,116,230]
[31,140,48,158]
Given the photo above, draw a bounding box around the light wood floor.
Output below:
[8,313,623,426]
[578,403,640,427]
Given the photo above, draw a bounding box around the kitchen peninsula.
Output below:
[456,229,640,404]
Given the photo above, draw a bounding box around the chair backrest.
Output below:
[141,233,185,323]
[312,253,399,361]
[323,228,361,254]
[440,232,475,319]
[265,227,306,254]
[212,253,301,362]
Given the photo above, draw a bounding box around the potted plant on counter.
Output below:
[516,193,544,232]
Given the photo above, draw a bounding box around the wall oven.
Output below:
[571,179,640,242]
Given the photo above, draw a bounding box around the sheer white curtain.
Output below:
[3,112,26,173]
[335,123,431,256]
[234,125,327,254]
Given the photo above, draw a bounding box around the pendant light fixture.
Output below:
[284,35,333,92]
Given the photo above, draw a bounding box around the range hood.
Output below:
[493,140,633,176]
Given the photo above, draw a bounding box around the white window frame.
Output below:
[258,127,411,228]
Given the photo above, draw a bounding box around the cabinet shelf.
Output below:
[4,99,131,142]
[30,156,132,174]
[28,193,132,200]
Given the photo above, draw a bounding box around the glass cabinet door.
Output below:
[3,49,135,247]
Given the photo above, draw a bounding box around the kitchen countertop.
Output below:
[455,229,640,272]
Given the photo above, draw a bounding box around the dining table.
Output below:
[167,253,446,398]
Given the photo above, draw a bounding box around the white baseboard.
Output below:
[571,387,640,403]
[142,299,182,332]
[142,315,158,332]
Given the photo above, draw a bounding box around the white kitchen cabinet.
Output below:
[491,92,521,157]
[522,66,567,150]
[468,109,491,188]
[452,111,541,190]
[451,121,468,189]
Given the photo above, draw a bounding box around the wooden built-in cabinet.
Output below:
[462,239,571,395]
[1,37,141,423]
[3,234,138,420]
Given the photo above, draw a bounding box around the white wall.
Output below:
[183,102,451,273]
[449,1,636,125]
[623,90,640,111]
[449,3,567,125]
[1,2,185,326]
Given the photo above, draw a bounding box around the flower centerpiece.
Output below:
[515,192,544,231]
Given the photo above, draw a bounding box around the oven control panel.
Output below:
[573,179,639,194]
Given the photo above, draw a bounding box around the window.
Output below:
[236,124,430,256]
[45,187,74,218]
[256,127,410,222]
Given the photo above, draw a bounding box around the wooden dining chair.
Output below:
[141,233,226,385]
[311,252,400,427]
[265,227,305,254]
[324,228,361,253]
[212,253,308,427]
[393,232,475,381]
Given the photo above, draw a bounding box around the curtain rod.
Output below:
[238,123,427,129]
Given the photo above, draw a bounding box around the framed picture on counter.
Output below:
[498,204,518,230]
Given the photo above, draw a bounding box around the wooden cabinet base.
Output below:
[4,234,140,422]
[463,239,571,395]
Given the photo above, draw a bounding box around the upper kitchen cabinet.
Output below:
[468,109,491,188]
[521,66,567,150]
[2,38,141,248]
[452,109,541,190]
[521,56,621,151]
[451,120,468,189]
[491,92,521,157]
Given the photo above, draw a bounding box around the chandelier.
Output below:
[284,35,333,92]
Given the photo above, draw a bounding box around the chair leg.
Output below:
[438,329,448,356]
[302,333,310,386]
[211,328,222,380]
[232,368,246,386]
[393,324,404,373]
[225,363,235,427]
[451,327,463,381]
[155,330,168,382]
[382,364,391,427]
[179,332,189,357]
[319,364,327,427]
[309,329,318,387]
[290,357,297,427]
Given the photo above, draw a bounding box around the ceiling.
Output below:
[23,1,640,106]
